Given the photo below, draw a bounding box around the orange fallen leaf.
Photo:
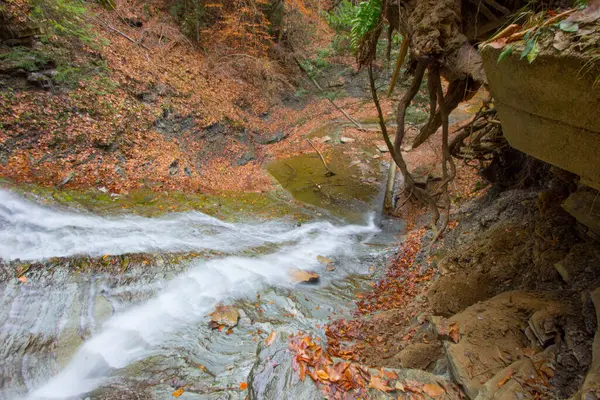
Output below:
[498,369,514,387]
[422,383,445,397]
[299,362,306,381]
[381,369,398,380]
[172,388,184,397]
[18,276,27,283]
[239,382,248,390]
[265,331,277,347]
[368,375,392,392]
[316,370,329,380]
[449,323,460,343]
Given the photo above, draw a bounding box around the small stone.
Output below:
[288,268,320,284]
[210,305,239,328]
[321,136,331,143]
[376,143,389,153]
[340,136,355,144]
[317,255,333,265]
[553,31,571,51]
[373,154,381,159]
[236,151,255,166]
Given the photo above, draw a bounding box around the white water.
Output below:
[0,190,379,399]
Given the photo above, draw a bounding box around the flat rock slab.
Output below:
[433,291,568,399]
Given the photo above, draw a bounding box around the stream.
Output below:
[0,180,400,399]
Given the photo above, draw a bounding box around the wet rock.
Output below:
[317,255,333,265]
[209,305,239,328]
[288,269,320,284]
[317,255,335,271]
[248,332,321,400]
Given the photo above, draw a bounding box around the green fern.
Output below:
[349,0,381,51]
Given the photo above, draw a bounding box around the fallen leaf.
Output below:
[497,369,514,387]
[381,369,398,380]
[172,388,184,397]
[265,331,277,347]
[239,382,248,390]
[316,369,329,380]
[299,362,306,381]
[18,276,27,283]
[395,381,406,392]
[422,383,445,397]
[368,375,392,392]
[449,323,460,343]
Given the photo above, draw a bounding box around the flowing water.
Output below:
[0,188,399,399]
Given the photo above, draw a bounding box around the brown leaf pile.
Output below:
[289,335,370,399]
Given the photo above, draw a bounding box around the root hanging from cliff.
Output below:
[369,62,460,248]
[449,101,507,163]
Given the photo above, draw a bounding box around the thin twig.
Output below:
[306,139,335,177]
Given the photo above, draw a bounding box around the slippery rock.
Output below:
[209,305,239,328]
[247,332,321,399]
[288,269,320,284]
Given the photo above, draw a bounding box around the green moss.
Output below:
[0,180,312,222]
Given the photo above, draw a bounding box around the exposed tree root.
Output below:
[369,63,443,244]
[449,101,507,163]
[411,77,481,149]
[427,64,455,252]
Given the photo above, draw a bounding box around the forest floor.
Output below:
[2,2,600,399]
